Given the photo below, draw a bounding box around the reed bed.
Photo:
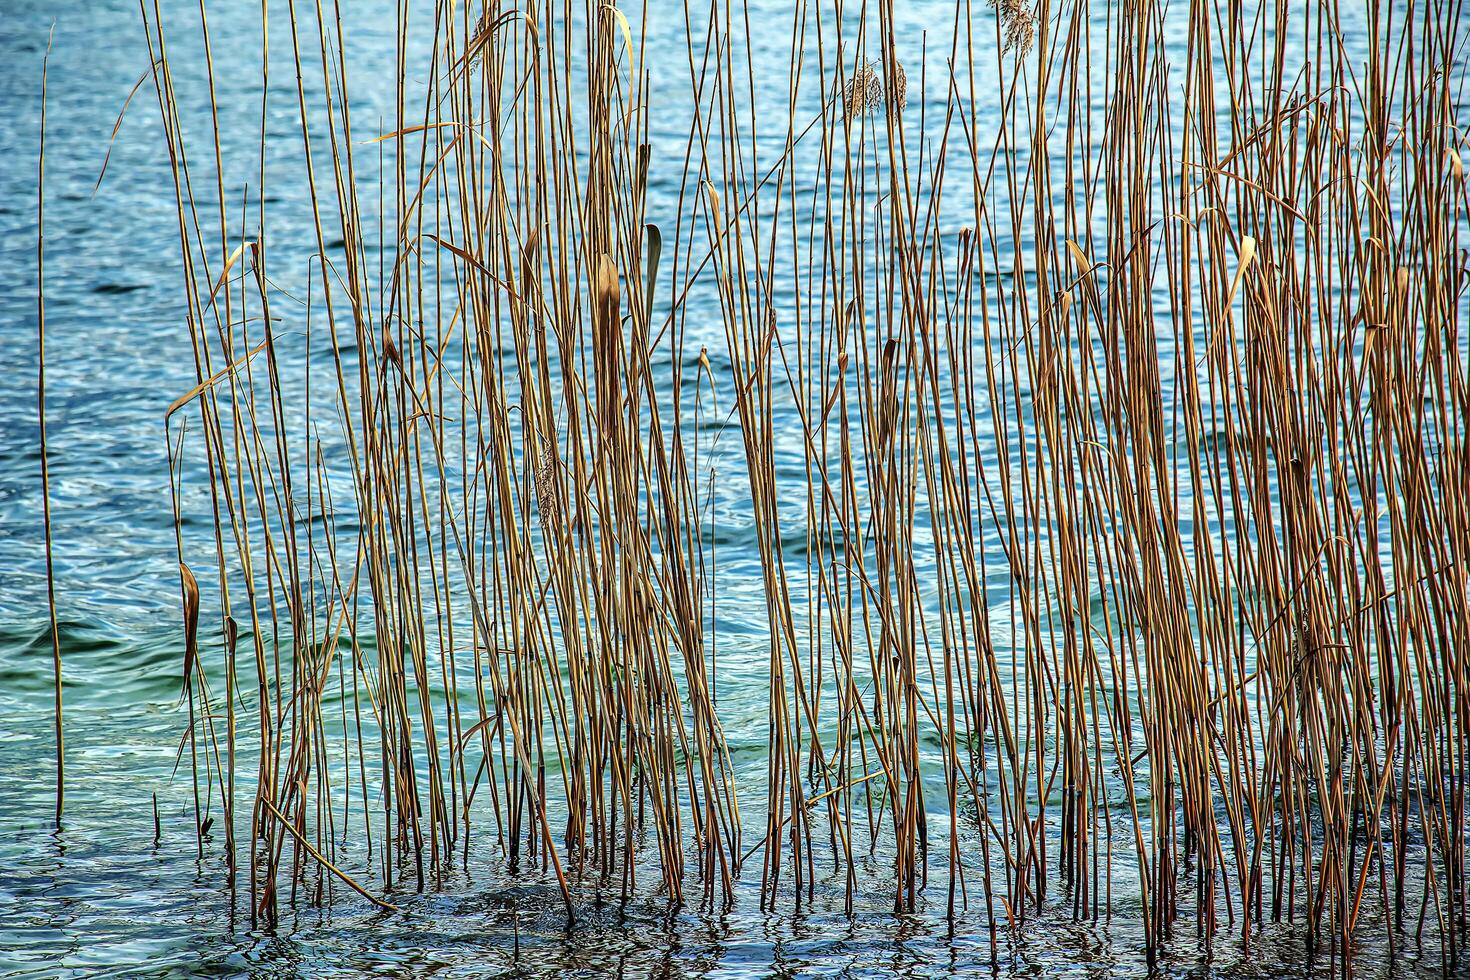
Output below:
[131,0,1469,969]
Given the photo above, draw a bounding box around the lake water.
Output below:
[0,0,1462,977]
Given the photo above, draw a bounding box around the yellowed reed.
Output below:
[133,0,1467,969]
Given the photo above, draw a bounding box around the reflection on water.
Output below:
[0,679,1447,980]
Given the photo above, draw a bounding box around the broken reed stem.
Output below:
[260,796,400,913]
[127,0,1470,966]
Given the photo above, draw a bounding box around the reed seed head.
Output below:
[843,58,908,121]
[989,0,1036,55]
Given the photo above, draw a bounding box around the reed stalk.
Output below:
[38,23,62,831]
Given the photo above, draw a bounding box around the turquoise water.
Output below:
[0,0,1462,976]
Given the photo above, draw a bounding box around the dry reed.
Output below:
[37,23,63,830]
[120,0,1470,970]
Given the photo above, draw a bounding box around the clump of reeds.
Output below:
[127,0,1469,971]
